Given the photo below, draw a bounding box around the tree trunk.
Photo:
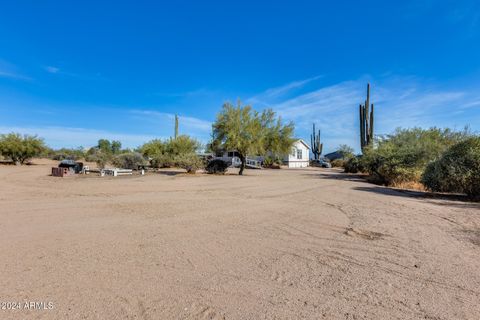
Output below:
[238,154,246,175]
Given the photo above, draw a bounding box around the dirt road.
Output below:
[1,160,479,319]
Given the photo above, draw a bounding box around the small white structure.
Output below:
[101,168,133,177]
[284,139,310,168]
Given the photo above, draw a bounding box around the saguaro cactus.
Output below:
[174,114,179,139]
[359,83,374,151]
[310,123,323,160]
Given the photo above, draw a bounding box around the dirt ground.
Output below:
[1,159,479,320]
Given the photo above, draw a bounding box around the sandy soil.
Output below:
[1,159,479,320]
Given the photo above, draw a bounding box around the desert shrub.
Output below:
[0,133,46,165]
[263,157,273,167]
[362,127,470,185]
[139,139,165,158]
[166,135,201,155]
[85,148,111,169]
[331,159,345,167]
[95,152,111,169]
[173,153,204,174]
[344,156,364,173]
[51,148,85,161]
[139,139,166,168]
[338,144,355,160]
[152,153,176,168]
[205,159,229,174]
[84,139,127,168]
[139,136,200,169]
[112,152,148,169]
[263,156,282,168]
[422,137,480,200]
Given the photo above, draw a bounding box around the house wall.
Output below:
[285,141,310,168]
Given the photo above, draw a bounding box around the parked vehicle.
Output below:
[311,159,332,168]
[58,159,84,173]
[205,159,229,174]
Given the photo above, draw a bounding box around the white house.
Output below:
[284,139,310,168]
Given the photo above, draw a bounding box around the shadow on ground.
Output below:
[353,186,480,208]
[308,171,368,182]
[155,169,186,176]
[310,171,480,209]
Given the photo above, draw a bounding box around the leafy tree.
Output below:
[139,139,165,159]
[96,139,122,154]
[205,131,222,155]
[261,109,295,159]
[166,135,201,156]
[0,133,46,165]
[111,140,122,154]
[97,139,112,153]
[84,139,124,168]
[212,101,295,175]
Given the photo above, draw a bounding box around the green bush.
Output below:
[173,153,204,174]
[112,152,148,169]
[362,127,470,185]
[0,133,46,165]
[331,159,345,167]
[263,156,282,168]
[85,148,111,169]
[344,156,363,173]
[422,137,480,200]
[263,157,273,167]
[149,153,174,168]
[166,135,201,155]
[138,139,165,158]
[139,136,200,169]
[338,144,355,160]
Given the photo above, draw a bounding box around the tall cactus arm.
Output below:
[369,103,374,143]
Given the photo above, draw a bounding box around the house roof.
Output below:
[324,151,344,161]
[295,139,310,149]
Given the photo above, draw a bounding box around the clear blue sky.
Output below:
[1,1,479,152]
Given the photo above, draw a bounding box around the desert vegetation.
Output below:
[338,127,479,199]
[310,123,323,160]
[2,91,479,198]
[211,101,294,175]
[316,83,480,200]
[422,137,480,200]
[139,135,203,173]
[0,133,46,165]
[262,156,283,169]
[211,101,295,175]
[328,145,355,168]
[361,127,469,184]
[111,152,148,170]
